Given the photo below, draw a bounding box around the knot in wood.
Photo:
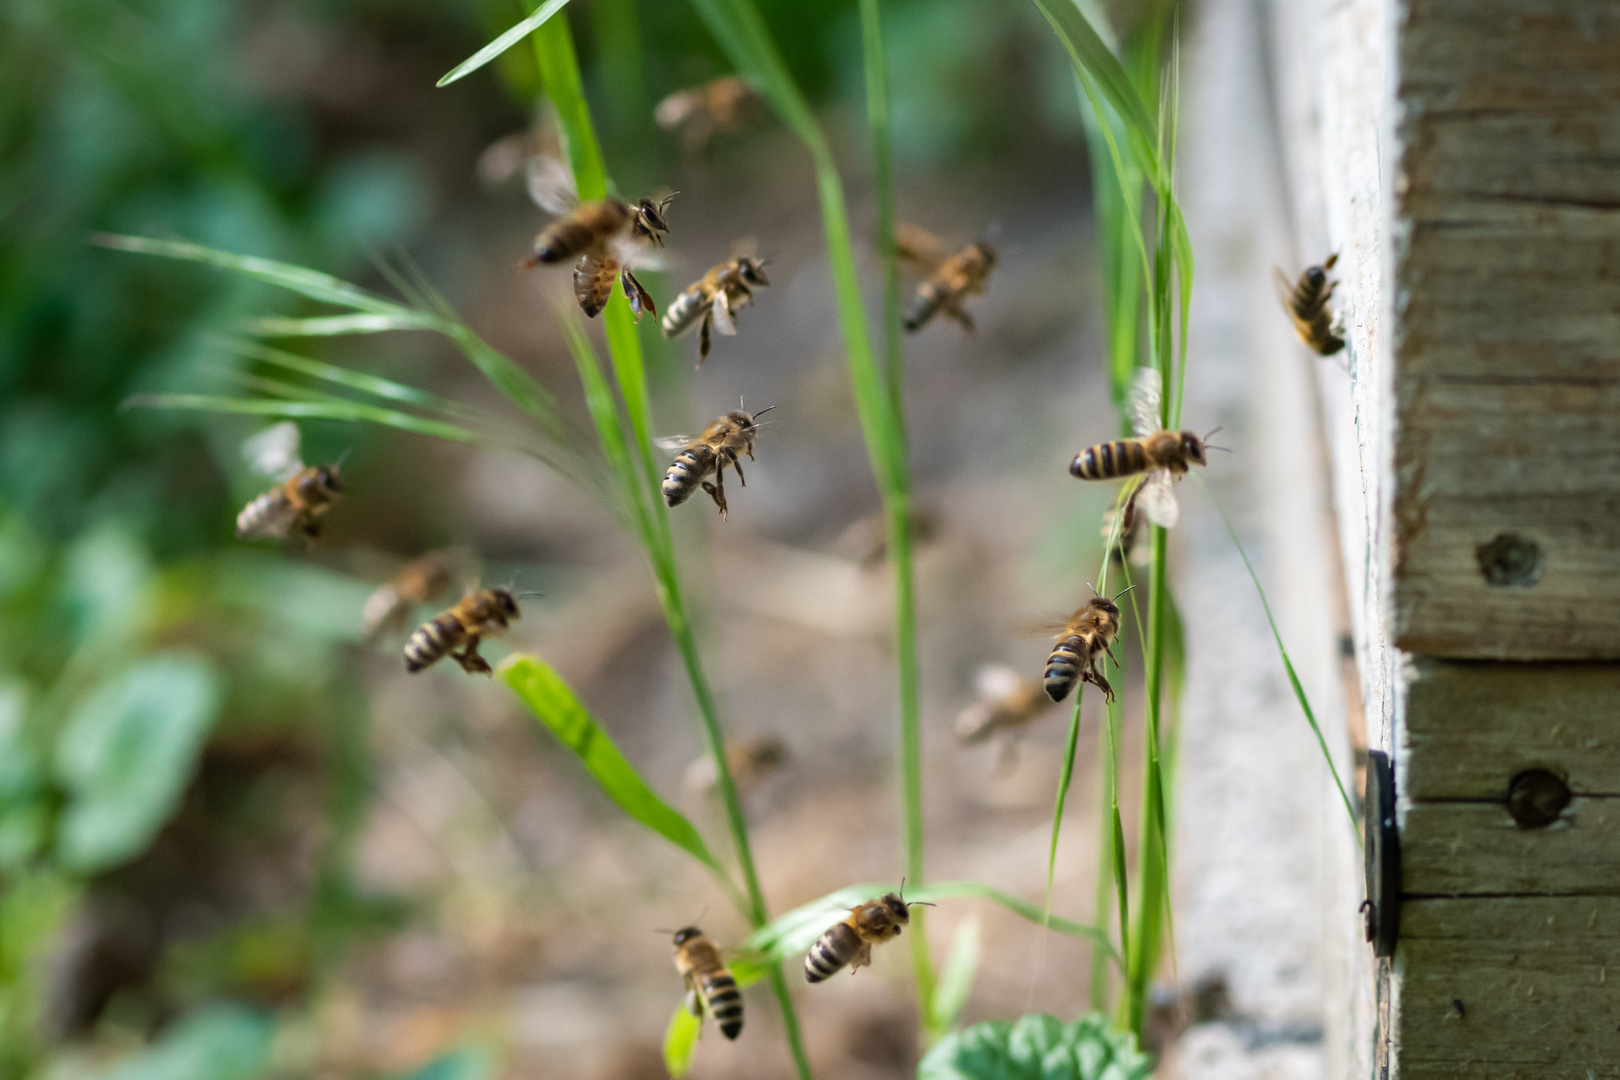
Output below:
[1507,769,1571,829]
[1475,533,1544,587]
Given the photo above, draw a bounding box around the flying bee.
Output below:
[1069,367,1222,529]
[234,422,344,542]
[684,735,789,797]
[521,154,673,321]
[362,548,465,639]
[1043,589,1129,703]
[894,222,997,333]
[662,247,771,367]
[1274,253,1345,356]
[955,664,1054,746]
[833,505,941,570]
[671,927,744,1040]
[655,75,760,153]
[657,404,774,520]
[805,887,933,983]
[403,587,525,676]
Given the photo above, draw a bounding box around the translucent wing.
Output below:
[894,222,948,273]
[243,422,303,481]
[1272,266,1300,315]
[655,435,695,454]
[1128,366,1164,437]
[610,232,669,273]
[729,236,759,260]
[1136,470,1180,529]
[711,289,737,336]
[974,663,1024,703]
[526,154,579,216]
[654,89,699,131]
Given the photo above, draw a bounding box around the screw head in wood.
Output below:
[1507,769,1571,828]
[1475,533,1544,587]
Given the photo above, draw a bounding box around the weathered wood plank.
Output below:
[1403,798,1620,896]
[1403,660,1620,800]
[1397,897,1620,1078]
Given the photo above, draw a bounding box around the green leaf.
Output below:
[55,654,223,874]
[243,313,437,336]
[662,1004,703,1078]
[94,1004,275,1080]
[126,393,485,445]
[918,1013,1151,1080]
[497,656,744,904]
[437,0,576,87]
[932,915,981,1033]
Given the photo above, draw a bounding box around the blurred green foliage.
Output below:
[919,1014,1151,1080]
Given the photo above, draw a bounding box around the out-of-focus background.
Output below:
[0,0,1163,1076]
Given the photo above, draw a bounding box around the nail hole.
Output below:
[1507,769,1570,829]
[1475,533,1544,587]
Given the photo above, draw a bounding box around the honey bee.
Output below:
[655,76,761,153]
[362,549,464,639]
[894,222,997,333]
[521,154,673,320]
[833,505,941,569]
[1044,592,1127,703]
[671,927,744,1040]
[657,405,774,520]
[1069,367,1219,529]
[403,588,522,676]
[954,664,1053,746]
[234,422,344,541]
[662,249,771,367]
[804,888,932,983]
[1274,253,1345,355]
[684,735,788,796]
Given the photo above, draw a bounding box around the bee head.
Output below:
[634,194,676,245]
[973,242,998,269]
[1181,431,1208,466]
[490,588,520,619]
[1088,596,1121,619]
[672,927,700,946]
[738,257,770,288]
[880,893,911,924]
[307,465,343,495]
[1305,265,1328,288]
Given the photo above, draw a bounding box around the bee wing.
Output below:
[526,154,579,216]
[611,233,669,273]
[1272,265,1298,311]
[574,246,619,318]
[1128,366,1164,437]
[1136,470,1180,530]
[974,663,1025,702]
[894,222,948,273]
[655,435,695,454]
[243,421,304,481]
[711,289,737,336]
[729,235,759,260]
[655,89,698,130]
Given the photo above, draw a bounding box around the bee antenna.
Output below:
[752,405,776,418]
[1113,584,1137,601]
[1202,427,1224,442]
[908,901,937,908]
[1085,582,1099,597]
[335,447,353,468]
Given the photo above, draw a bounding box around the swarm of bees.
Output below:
[235,422,344,542]
[658,405,773,520]
[895,222,998,333]
[1275,253,1345,355]
[805,888,931,982]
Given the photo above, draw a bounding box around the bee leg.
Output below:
[730,453,746,487]
[697,312,712,369]
[702,463,729,520]
[949,303,976,333]
[685,988,703,1018]
[454,637,493,676]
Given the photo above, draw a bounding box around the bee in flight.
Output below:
[805,887,933,983]
[955,664,1054,772]
[671,926,744,1040]
[403,587,526,676]
[521,154,673,321]
[684,734,788,797]
[655,75,761,154]
[894,222,997,333]
[662,246,771,367]
[235,421,345,542]
[658,404,774,520]
[1274,253,1345,356]
[1043,589,1129,703]
[363,548,465,640]
[1069,367,1221,529]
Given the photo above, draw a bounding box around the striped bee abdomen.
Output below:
[903,283,944,332]
[699,969,744,1039]
[805,921,861,983]
[663,444,717,507]
[661,287,707,338]
[236,489,290,538]
[404,613,467,672]
[1070,439,1150,481]
[1044,634,1087,702]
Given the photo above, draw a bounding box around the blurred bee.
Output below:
[894,222,997,333]
[662,248,771,367]
[655,76,760,154]
[684,735,788,796]
[1069,368,1221,529]
[363,549,465,639]
[404,587,523,676]
[1044,590,1128,703]
[671,927,744,1040]
[955,664,1053,746]
[805,888,932,983]
[235,422,345,542]
[521,154,673,320]
[1274,253,1344,356]
[657,405,774,520]
[833,505,941,570]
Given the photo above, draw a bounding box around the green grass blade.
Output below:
[227,340,492,421]
[662,1005,702,1078]
[1191,474,1357,827]
[243,313,437,336]
[125,393,484,443]
[860,0,904,417]
[436,0,575,87]
[931,915,981,1034]
[497,655,747,908]
[556,308,651,537]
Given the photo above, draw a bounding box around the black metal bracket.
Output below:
[1363,749,1400,957]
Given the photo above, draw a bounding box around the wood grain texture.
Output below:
[1403,797,1620,896]
[1397,896,1620,1078]
[1392,0,1620,659]
[1402,659,1620,800]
